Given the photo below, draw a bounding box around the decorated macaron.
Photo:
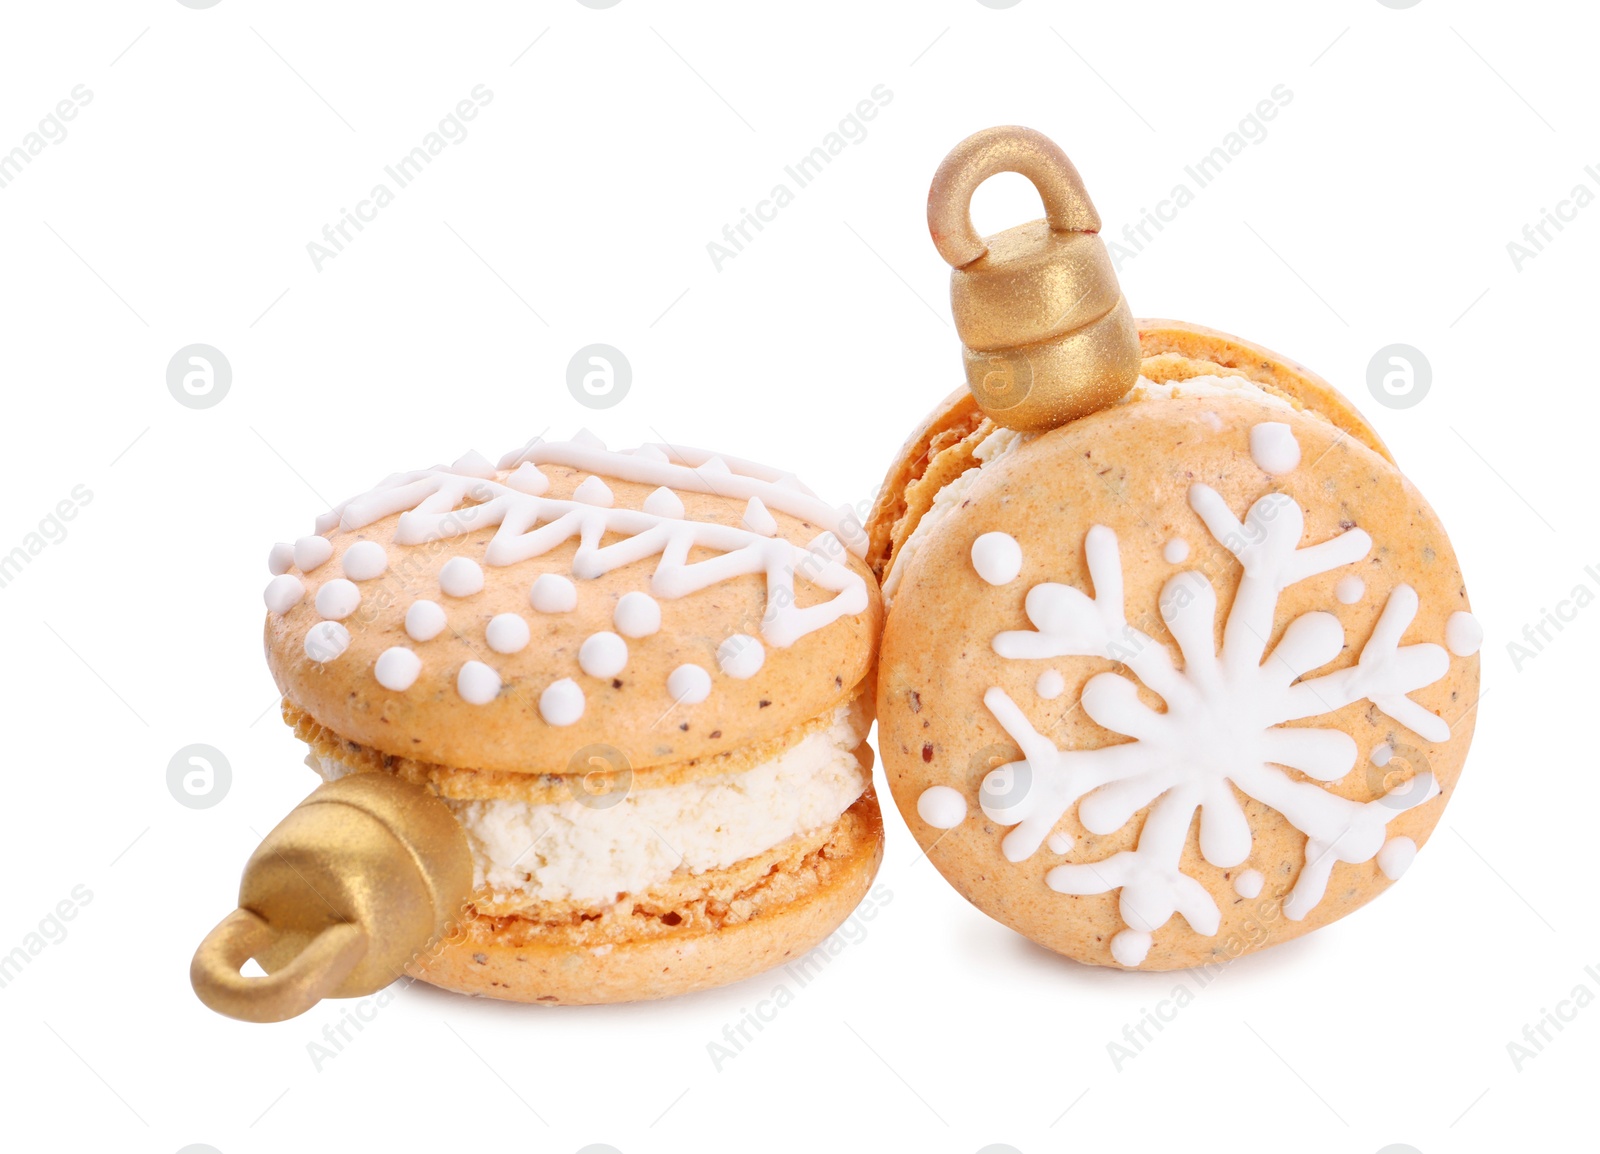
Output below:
[227,431,882,1010]
[867,127,1479,971]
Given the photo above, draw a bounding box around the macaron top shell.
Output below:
[876,389,1477,969]
[865,318,1393,581]
[263,437,880,775]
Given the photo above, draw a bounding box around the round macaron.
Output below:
[262,431,883,1003]
[869,321,1479,970]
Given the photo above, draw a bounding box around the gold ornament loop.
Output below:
[190,772,473,1023]
[926,125,1142,433]
[191,909,368,1024]
[927,124,1099,269]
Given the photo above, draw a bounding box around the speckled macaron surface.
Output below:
[874,328,1479,971]
[262,433,880,775]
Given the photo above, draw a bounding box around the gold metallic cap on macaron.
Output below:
[927,125,1141,432]
[191,773,472,1022]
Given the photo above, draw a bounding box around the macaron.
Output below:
[869,321,1479,970]
[262,432,883,1003]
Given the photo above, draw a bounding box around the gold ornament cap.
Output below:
[927,125,1141,432]
[191,773,472,1023]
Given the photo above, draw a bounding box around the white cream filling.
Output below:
[880,375,1290,607]
[309,702,870,906]
[1129,373,1293,409]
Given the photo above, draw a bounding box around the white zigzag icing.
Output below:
[308,434,868,649]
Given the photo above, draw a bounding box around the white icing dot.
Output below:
[540,678,585,726]
[530,573,578,613]
[614,592,661,638]
[304,621,350,662]
[263,574,305,614]
[917,786,967,829]
[405,599,448,642]
[457,661,501,705]
[505,461,550,495]
[742,496,778,536]
[341,540,389,581]
[667,663,712,704]
[1249,422,1301,475]
[1047,831,1075,855]
[486,613,531,655]
[578,631,628,678]
[572,428,606,450]
[971,532,1023,585]
[633,444,670,462]
[698,455,731,476]
[268,542,294,575]
[294,535,333,572]
[642,487,685,519]
[1370,743,1394,768]
[1110,929,1153,967]
[1446,611,1483,657]
[374,647,421,691]
[1234,868,1265,899]
[573,475,614,507]
[439,556,484,598]
[1036,669,1066,700]
[1163,538,1190,564]
[717,634,765,679]
[1335,575,1366,604]
[315,578,361,621]
[1378,836,1418,880]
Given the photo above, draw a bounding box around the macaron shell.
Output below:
[865,383,985,580]
[1135,317,1392,461]
[406,791,884,1003]
[877,393,1477,969]
[864,319,1395,579]
[286,691,871,803]
[266,463,880,774]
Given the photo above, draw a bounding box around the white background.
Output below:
[0,1,1590,1151]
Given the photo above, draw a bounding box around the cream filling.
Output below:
[1129,374,1293,410]
[881,375,1292,607]
[309,701,870,907]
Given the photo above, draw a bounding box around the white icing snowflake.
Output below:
[979,439,1453,966]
